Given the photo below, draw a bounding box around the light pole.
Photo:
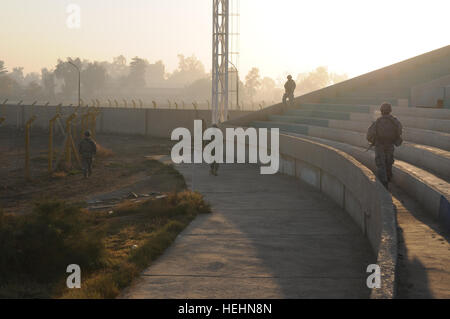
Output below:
[68,61,81,108]
[229,60,239,110]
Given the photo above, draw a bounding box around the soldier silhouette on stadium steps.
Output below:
[367,103,403,189]
[282,75,296,106]
[78,130,97,178]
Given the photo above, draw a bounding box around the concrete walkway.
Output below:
[122,162,375,298]
[392,185,450,298]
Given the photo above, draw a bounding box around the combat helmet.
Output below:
[380,103,392,115]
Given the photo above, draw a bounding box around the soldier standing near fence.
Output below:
[78,130,97,178]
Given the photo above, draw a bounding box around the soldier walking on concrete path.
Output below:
[78,130,97,178]
[366,103,403,189]
[209,124,220,176]
[282,75,296,106]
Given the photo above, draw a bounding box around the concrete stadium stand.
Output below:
[283,132,450,232]
[285,109,450,134]
[253,121,450,181]
[269,114,450,151]
[297,103,450,120]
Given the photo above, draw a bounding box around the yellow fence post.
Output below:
[132,99,136,108]
[174,102,178,110]
[48,114,60,174]
[25,115,37,180]
[0,117,5,125]
[152,101,157,109]
[167,100,171,109]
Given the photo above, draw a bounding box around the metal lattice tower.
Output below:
[212,0,239,124]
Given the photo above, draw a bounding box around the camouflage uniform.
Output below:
[208,124,220,176]
[374,113,402,187]
[375,143,395,186]
[78,136,97,178]
[282,78,296,106]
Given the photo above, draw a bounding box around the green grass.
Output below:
[0,161,209,299]
[61,191,210,299]
[0,201,106,298]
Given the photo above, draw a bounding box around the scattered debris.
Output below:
[128,192,139,199]
[87,191,166,211]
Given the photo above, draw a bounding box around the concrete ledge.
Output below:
[276,134,397,299]
[297,103,450,120]
[287,133,450,228]
[269,114,450,151]
[320,172,345,208]
[253,121,450,180]
[227,102,286,127]
[284,109,450,133]
[296,160,321,188]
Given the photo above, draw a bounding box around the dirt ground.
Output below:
[0,127,176,215]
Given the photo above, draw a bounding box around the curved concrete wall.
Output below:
[221,123,398,298]
[285,133,450,230]
[277,135,397,299]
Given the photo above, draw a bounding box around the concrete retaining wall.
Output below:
[222,123,398,298]
[288,133,450,231]
[277,135,397,299]
[0,104,250,138]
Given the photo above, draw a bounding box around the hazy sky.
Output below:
[1,0,449,80]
